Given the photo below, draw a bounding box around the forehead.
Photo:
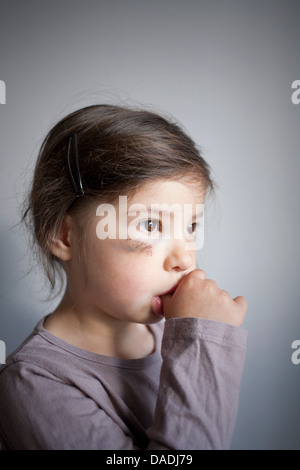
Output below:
[127,179,205,206]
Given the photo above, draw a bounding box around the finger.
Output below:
[233,295,248,313]
[185,269,206,281]
[160,293,173,308]
[160,293,174,319]
[196,269,207,280]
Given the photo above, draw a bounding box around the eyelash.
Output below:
[138,219,162,233]
[186,222,198,235]
[137,219,198,235]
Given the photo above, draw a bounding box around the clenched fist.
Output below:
[161,269,247,327]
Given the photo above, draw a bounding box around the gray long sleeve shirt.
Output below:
[0,316,247,450]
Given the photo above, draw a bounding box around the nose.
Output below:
[163,241,195,272]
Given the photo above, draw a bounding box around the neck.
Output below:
[44,291,155,359]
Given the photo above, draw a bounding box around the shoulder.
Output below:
[0,329,70,401]
[0,317,92,388]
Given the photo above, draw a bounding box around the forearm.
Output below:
[147,317,247,450]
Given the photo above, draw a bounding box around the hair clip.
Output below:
[67,133,85,196]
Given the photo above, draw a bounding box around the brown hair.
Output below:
[23,104,214,295]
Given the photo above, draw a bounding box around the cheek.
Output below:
[85,237,158,296]
[97,268,153,316]
[115,261,154,294]
[94,253,154,297]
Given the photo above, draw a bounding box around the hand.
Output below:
[161,269,247,327]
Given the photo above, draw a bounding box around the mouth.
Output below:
[159,281,182,297]
[151,280,182,318]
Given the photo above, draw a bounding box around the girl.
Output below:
[0,105,247,450]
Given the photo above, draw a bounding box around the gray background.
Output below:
[0,0,299,449]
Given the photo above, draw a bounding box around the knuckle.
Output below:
[202,279,218,291]
[184,270,203,288]
[220,289,231,301]
[195,269,206,279]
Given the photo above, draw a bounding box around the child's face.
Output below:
[68,179,205,324]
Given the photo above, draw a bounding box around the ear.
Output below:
[49,216,73,261]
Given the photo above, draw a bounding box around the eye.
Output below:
[186,222,197,236]
[138,219,161,233]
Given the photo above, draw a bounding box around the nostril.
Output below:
[163,250,195,273]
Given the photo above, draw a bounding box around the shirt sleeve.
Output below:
[147,317,248,450]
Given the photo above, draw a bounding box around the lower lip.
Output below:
[151,296,164,317]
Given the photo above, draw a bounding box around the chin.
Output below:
[129,309,164,325]
[145,309,165,325]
